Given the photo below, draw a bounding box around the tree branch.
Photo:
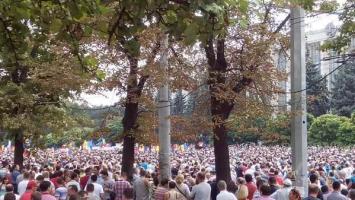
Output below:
[108,7,125,45]
[233,76,253,94]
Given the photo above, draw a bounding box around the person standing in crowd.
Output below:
[216,180,236,200]
[39,181,56,200]
[289,188,302,200]
[0,177,9,197]
[85,175,104,199]
[190,172,211,200]
[31,192,41,200]
[54,178,67,200]
[245,174,257,200]
[133,169,149,200]
[0,185,19,200]
[19,180,37,200]
[304,184,321,200]
[348,189,355,200]
[113,173,131,200]
[11,165,20,194]
[268,177,279,195]
[327,181,348,200]
[86,184,100,200]
[253,179,266,199]
[321,185,331,200]
[164,181,184,200]
[154,179,169,200]
[66,173,80,192]
[17,172,30,196]
[80,168,91,191]
[67,185,79,200]
[101,170,115,200]
[42,171,55,192]
[236,178,248,200]
[0,162,8,180]
[123,188,134,200]
[3,193,16,200]
[257,184,274,200]
[270,179,292,200]
[175,175,190,199]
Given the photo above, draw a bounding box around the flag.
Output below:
[88,140,93,150]
[82,140,88,150]
[6,140,11,150]
[180,144,185,152]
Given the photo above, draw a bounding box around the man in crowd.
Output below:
[113,173,131,200]
[216,180,236,200]
[327,181,348,200]
[190,172,211,200]
[39,181,56,200]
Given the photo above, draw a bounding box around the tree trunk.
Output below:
[14,130,24,169]
[120,55,141,180]
[121,131,136,178]
[210,91,233,182]
[205,39,233,182]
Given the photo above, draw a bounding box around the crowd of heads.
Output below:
[0,144,353,200]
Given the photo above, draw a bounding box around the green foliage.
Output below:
[331,60,355,117]
[306,62,330,116]
[309,114,355,145]
[322,0,354,52]
[0,0,102,147]
[264,114,291,144]
[172,90,185,115]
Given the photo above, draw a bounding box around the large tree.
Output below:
[161,1,288,182]
[161,0,337,181]
[306,62,330,116]
[0,0,102,167]
[331,60,355,117]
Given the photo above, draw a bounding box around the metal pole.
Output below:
[158,34,171,180]
[290,6,308,197]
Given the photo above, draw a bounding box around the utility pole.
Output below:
[290,6,308,197]
[158,34,171,180]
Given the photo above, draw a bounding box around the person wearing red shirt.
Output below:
[80,168,91,190]
[274,170,284,186]
[245,174,257,200]
[20,181,37,200]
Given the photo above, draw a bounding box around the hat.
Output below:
[284,179,292,186]
[26,181,37,190]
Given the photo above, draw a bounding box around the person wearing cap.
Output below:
[270,179,292,200]
[19,180,37,200]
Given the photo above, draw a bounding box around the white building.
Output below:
[275,22,354,110]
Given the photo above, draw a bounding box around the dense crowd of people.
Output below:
[0,144,354,200]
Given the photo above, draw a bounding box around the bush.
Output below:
[309,114,354,145]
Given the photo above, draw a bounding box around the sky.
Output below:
[81,1,346,107]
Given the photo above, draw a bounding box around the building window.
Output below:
[306,42,321,65]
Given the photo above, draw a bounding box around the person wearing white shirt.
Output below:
[216,180,237,200]
[17,172,30,196]
[85,175,104,199]
[66,173,81,191]
[270,179,292,200]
